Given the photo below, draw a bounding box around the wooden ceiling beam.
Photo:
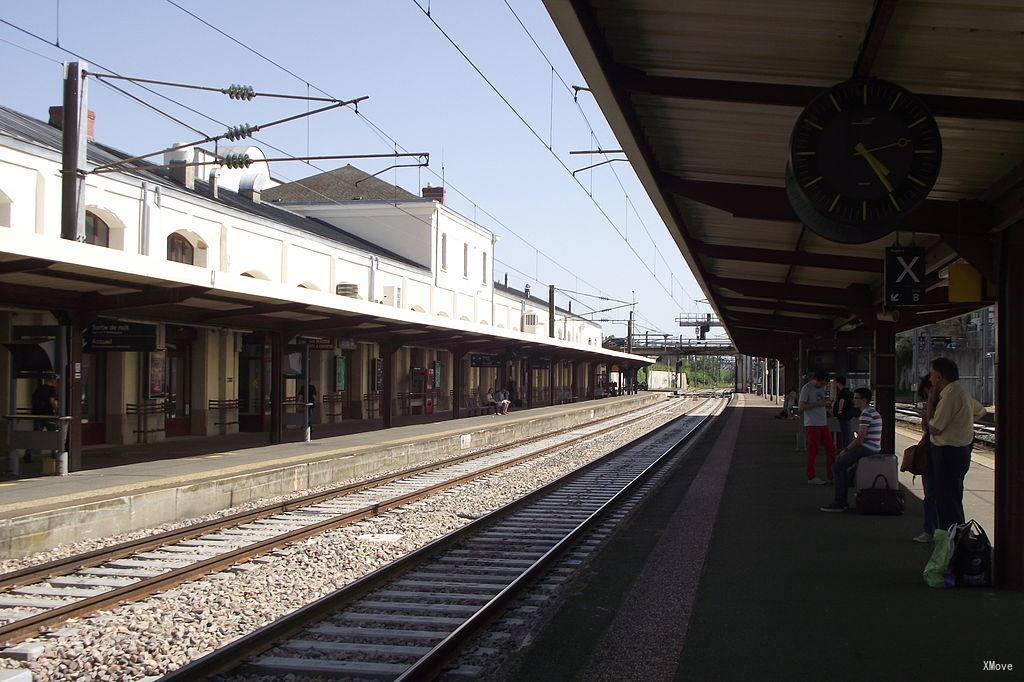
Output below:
[725,311,833,334]
[716,295,847,318]
[617,68,1024,122]
[660,173,994,235]
[0,282,83,310]
[199,302,311,322]
[852,0,899,77]
[83,286,210,313]
[0,258,56,275]
[693,240,882,273]
[711,276,872,308]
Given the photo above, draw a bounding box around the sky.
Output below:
[0,0,720,341]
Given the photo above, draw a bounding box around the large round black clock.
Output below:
[785,78,942,244]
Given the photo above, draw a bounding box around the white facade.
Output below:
[0,110,604,346]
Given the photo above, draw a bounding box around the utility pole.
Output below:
[548,284,556,339]
[626,309,634,354]
[61,61,88,242]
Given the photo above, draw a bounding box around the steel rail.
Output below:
[160,395,725,680]
[0,398,682,644]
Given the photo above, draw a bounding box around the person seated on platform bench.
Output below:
[775,388,799,420]
[26,374,59,463]
[484,388,498,414]
[820,387,882,513]
[497,389,511,416]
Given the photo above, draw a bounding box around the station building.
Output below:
[0,103,647,473]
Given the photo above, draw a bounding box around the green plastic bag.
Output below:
[923,528,955,588]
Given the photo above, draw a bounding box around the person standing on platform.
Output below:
[820,387,882,512]
[914,375,940,542]
[927,357,986,529]
[833,376,857,449]
[799,371,835,484]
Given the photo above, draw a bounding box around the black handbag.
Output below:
[951,520,993,587]
[855,474,905,515]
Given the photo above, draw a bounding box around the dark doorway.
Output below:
[164,340,192,438]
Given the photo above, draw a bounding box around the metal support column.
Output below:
[381,343,395,429]
[996,224,1024,589]
[526,359,534,409]
[66,315,83,472]
[301,342,310,442]
[269,332,283,445]
[60,61,88,243]
[548,359,556,406]
[452,348,465,419]
[873,319,897,454]
[548,285,556,339]
[571,359,579,401]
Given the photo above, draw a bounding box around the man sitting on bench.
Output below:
[820,387,882,513]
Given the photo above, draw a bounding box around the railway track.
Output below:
[162,395,728,681]
[0,396,691,645]
[894,404,995,445]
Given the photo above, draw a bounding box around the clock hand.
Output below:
[853,137,910,156]
[853,142,894,192]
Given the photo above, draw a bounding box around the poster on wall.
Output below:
[148,350,166,397]
[335,356,347,392]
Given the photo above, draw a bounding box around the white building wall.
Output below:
[0,129,605,352]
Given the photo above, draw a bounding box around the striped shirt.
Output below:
[859,406,882,452]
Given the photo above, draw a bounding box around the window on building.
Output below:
[441,233,447,271]
[481,252,487,285]
[167,232,195,264]
[463,243,469,278]
[84,211,110,247]
[0,188,11,228]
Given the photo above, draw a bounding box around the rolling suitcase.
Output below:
[855,454,899,490]
[855,454,903,515]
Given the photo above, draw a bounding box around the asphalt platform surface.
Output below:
[507,396,1023,681]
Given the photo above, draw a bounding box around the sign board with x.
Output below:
[884,246,926,307]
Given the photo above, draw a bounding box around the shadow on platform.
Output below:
[509,397,1023,681]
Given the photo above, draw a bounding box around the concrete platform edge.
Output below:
[0,394,662,559]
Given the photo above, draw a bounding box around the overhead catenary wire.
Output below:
[500,0,696,306]
[88,73,347,103]
[90,98,366,173]
[410,0,691,313]
[155,0,645,323]
[2,8,662,338]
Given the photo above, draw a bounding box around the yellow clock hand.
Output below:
[854,142,894,192]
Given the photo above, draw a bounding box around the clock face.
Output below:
[787,78,942,244]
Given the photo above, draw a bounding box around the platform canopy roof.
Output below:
[544,0,1024,357]
[0,231,649,368]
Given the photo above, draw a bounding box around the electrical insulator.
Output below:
[223,84,256,101]
[221,153,252,169]
[225,124,257,141]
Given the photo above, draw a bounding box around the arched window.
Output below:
[167,232,195,264]
[441,233,448,271]
[84,211,110,247]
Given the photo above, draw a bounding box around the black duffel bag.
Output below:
[855,474,905,515]
[951,520,993,587]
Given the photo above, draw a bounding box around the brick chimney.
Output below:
[422,185,445,204]
[48,106,95,141]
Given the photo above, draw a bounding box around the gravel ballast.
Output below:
[0,398,699,681]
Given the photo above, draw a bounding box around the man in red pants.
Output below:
[799,371,835,484]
